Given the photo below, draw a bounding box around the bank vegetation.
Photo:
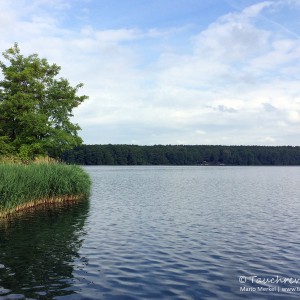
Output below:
[0,160,91,218]
[0,44,90,218]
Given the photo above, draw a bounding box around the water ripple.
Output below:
[1,166,300,299]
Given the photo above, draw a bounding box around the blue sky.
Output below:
[1,0,300,145]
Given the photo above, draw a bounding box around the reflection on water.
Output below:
[2,166,300,299]
[0,200,89,299]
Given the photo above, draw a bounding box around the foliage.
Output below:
[61,144,300,166]
[0,163,91,217]
[0,43,88,159]
[0,135,14,155]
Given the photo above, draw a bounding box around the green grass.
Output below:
[0,163,91,217]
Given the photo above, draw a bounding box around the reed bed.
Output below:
[0,163,91,218]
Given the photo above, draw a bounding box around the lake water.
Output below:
[1,166,300,299]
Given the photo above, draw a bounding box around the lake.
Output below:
[1,166,300,299]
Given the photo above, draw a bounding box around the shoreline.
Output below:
[0,194,86,218]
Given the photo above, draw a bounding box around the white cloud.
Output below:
[250,39,300,72]
[192,2,272,62]
[288,111,300,123]
[242,1,273,17]
[260,136,276,143]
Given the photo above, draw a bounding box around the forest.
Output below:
[60,144,300,166]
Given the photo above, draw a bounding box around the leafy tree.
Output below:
[0,43,88,159]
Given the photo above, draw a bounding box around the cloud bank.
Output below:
[0,0,300,145]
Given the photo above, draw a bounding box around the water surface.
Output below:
[1,166,300,299]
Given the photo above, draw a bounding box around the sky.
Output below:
[0,0,300,146]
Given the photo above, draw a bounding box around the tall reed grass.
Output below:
[0,163,91,217]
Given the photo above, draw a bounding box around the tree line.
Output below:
[60,144,300,165]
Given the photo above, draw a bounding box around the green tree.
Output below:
[0,43,88,159]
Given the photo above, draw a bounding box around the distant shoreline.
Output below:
[61,144,300,166]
